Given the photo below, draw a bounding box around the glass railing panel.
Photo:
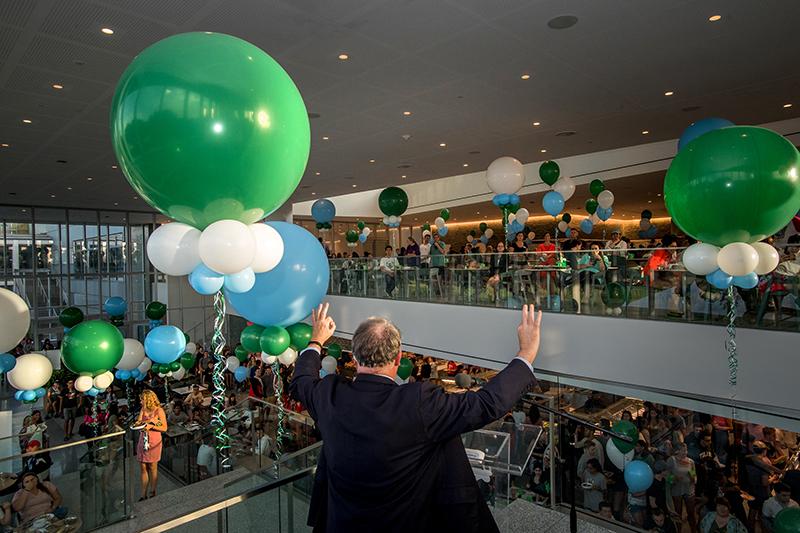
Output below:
[328,249,800,333]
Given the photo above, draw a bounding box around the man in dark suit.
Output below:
[290,303,542,533]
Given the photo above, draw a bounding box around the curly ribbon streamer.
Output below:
[725,286,738,418]
[91,397,99,432]
[212,290,231,470]
[271,360,288,461]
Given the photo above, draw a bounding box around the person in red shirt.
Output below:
[536,233,558,300]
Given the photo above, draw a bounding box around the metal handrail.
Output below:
[139,466,317,533]
[0,429,126,463]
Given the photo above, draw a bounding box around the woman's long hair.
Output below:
[21,472,55,502]
[140,389,160,412]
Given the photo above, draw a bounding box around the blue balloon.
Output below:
[508,194,520,205]
[149,319,162,330]
[130,368,141,379]
[438,226,448,237]
[35,387,46,398]
[677,117,734,152]
[115,369,131,380]
[564,228,572,238]
[14,390,24,401]
[492,196,501,207]
[311,198,336,223]
[135,372,147,382]
[224,267,256,294]
[189,264,224,295]
[226,222,330,327]
[733,272,758,289]
[646,225,658,238]
[596,206,613,221]
[0,353,16,373]
[145,325,187,364]
[580,219,594,234]
[86,387,99,397]
[103,296,127,317]
[542,191,565,217]
[234,366,248,382]
[22,390,36,401]
[624,460,654,493]
[495,193,510,205]
[319,369,328,378]
[706,269,733,290]
[480,235,488,245]
[358,233,367,243]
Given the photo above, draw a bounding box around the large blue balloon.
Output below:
[311,198,336,223]
[542,191,565,217]
[226,222,329,327]
[0,353,16,373]
[624,460,654,493]
[580,218,594,234]
[103,296,127,317]
[234,366,248,382]
[596,206,613,221]
[677,117,734,152]
[145,325,187,364]
[706,268,733,290]
[189,264,224,295]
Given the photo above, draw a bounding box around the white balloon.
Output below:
[681,243,720,275]
[553,176,576,201]
[166,371,173,377]
[639,218,651,231]
[717,242,759,277]
[75,375,93,393]
[606,438,634,471]
[484,228,494,239]
[249,223,284,273]
[225,356,240,372]
[487,156,524,195]
[515,208,530,225]
[389,215,398,224]
[597,190,615,209]
[93,371,114,390]
[321,356,337,374]
[382,216,391,225]
[0,288,30,353]
[434,217,445,229]
[185,342,197,355]
[557,221,569,233]
[7,353,52,391]
[507,213,515,224]
[117,338,146,370]
[147,223,202,276]
[466,235,474,243]
[137,358,152,375]
[751,242,780,275]
[261,352,277,365]
[171,367,186,380]
[199,220,256,275]
[277,347,298,366]
[590,213,600,225]
[362,227,371,236]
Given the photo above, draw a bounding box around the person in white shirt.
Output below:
[763,483,799,532]
[379,245,400,296]
[605,229,628,279]
[419,233,432,266]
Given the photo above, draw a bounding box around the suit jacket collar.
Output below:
[354,373,398,386]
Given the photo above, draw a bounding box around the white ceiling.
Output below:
[0,0,798,213]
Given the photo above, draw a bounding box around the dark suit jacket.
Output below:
[290,349,536,533]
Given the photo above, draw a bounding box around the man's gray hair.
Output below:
[352,317,401,367]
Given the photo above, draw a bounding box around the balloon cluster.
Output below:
[145,301,167,330]
[472,222,494,245]
[556,213,573,238]
[486,156,527,240]
[379,187,408,227]
[61,320,124,395]
[103,296,127,326]
[311,199,335,232]
[603,421,653,493]
[236,322,313,378]
[434,208,450,237]
[580,179,615,235]
[666,121,800,288]
[505,208,529,239]
[356,220,371,244]
[539,160,575,218]
[638,210,657,239]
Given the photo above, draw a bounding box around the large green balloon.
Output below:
[326,343,343,360]
[59,307,84,328]
[179,352,196,370]
[61,320,124,376]
[345,229,359,243]
[589,179,605,197]
[287,323,313,351]
[611,420,639,453]
[357,220,365,231]
[440,208,450,221]
[585,198,598,215]
[240,325,264,353]
[397,357,414,380]
[774,507,800,533]
[479,222,488,233]
[110,32,310,229]
[664,126,800,246]
[234,344,249,362]
[260,325,290,356]
[378,187,408,217]
[145,301,167,320]
[601,282,628,308]
[539,161,560,186]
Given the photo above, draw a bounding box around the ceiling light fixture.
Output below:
[352,184,357,188]
[463,163,469,167]
[52,83,63,90]
[641,130,650,134]
[401,175,407,178]
[322,136,329,140]
[708,14,721,22]
[114,202,119,206]
[0,143,8,148]
[520,74,531,80]
[369,159,375,163]
[67,187,72,190]
[101,27,114,35]
[338,53,349,61]
[50,194,56,198]
[133,196,138,199]
[403,111,412,116]
[540,149,547,153]
[315,171,320,175]
[783,103,793,108]
[22,119,32,124]
[533,121,541,126]
[439,142,446,147]
[87,177,93,181]
[664,91,674,97]
[111,165,117,169]
[312,192,317,195]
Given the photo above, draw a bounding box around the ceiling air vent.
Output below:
[397,164,412,169]
[548,15,578,29]
[555,130,576,137]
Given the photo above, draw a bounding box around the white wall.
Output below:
[324,295,800,430]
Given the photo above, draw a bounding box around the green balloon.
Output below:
[589,179,605,197]
[145,301,167,320]
[240,325,264,353]
[601,282,628,308]
[260,325,290,356]
[469,230,477,238]
[326,343,342,360]
[179,352,195,370]
[287,323,313,350]
[397,357,414,380]
[539,161,560,186]
[774,507,800,533]
[184,332,190,344]
[345,229,359,243]
[234,344,249,362]
[479,222,488,233]
[110,32,310,229]
[169,360,182,372]
[562,213,572,223]
[641,209,653,220]
[508,203,520,214]
[378,187,408,217]
[422,223,431,231]
[611,420,639,453]
[59,307,84,328]
[585,198,598,215]
[440,208,450,221]
[357,220,365,231]
[665,126,800,246]
[61,320,124,376]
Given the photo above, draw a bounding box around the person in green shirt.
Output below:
[431,233,447,269]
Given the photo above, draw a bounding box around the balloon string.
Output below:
[126,382,134,415]
[725,287,738,388]
[91,397,99,432]
[212,290,231,470]
[272,360,288,463]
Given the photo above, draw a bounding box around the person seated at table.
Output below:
[12,471,66,522]
[168,403,189,425]
[379,245,400,297]
[535,233,556,263]
[44,382,62,420]
[579,243,609,301]
[511,232,527,253]
[487,241,509,297]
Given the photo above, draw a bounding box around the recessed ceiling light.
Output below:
[476,211,480,214]
[101,27,114,35]
[52,83,63,90]
[21,209,26,212]
[401,175,407,178]
[0,143,8,148]
[67,187,72,190]
[114,202,119,206]
[540,149,547,153]
[111,165,117,169]
[783,103,793,108]
[656,193,661,197]
[322,136,329,140]
[133,196,138,199]
[664,91,674,96]
[648,200,652,203]
[352,184,357,188]
[520,74,531,80]
[369,159,375,163]
[533,121,541,126]
[642,130,650,135]
[50,194,56,198]
[463,163,469,167]
[708,15,721,22]
[87,177,93,181]
[439,142,446,147]
[22,119,32,124]
[338,53,349,61]
[311,192,317,195]
[403,111,412,116]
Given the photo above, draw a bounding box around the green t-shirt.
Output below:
[431,240,446,267]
